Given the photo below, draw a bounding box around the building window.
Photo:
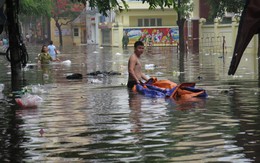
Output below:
[138,19,143,27]
[150,18,156,26]
[157,18,162,26]
[137,18,162,27]
[144,19,149,26]
[74,28,79,36]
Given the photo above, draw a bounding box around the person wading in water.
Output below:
[127,41,148,89]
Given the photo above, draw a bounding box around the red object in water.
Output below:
[39,128,44,136]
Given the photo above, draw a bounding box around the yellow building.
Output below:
[48,0,201,48]
[72,13,87,45]
[98,1,179,47]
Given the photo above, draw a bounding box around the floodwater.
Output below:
[0,44,260,162]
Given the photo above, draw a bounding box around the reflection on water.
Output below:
[0,45,260,162]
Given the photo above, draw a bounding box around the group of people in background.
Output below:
[38,41,59,65]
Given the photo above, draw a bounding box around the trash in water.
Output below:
[87,71,121,76]
[39,128,44,136]
[15,93,43,108]
[31,84,47,94]
[145,64,156,70]
[22,84,47,94]
[90,79,102,84]
[66,73,83,79]
[155,72,164,75]
[0,84,4,92]
[61,60,71,66]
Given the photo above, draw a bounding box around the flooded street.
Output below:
[0,45,260,162]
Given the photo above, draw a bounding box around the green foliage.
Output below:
[20,0,84,18]
[88,0,129,16]
[206,0,245,20]
[141,0,192,14]
[20,0,52,17]
[176,0,193,19]
[71,0,129,16]
[74,0,192,18]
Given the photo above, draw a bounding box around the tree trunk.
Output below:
[177,17,186,82]
[55,20,63,46]
[176,0,186,82]
[6,0,22,91]
[178,18,186,54]
[178,52,185,83]
[177,0,186,54]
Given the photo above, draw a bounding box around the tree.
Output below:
[20,0,84,46]
[51,0,84,46]
[20,0,52,17]
[205,0,245,20]
[19,0,52,44]
[176,0,193,54]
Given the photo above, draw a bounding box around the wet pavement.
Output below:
[0,44,260,162]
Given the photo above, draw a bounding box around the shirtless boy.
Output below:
[127,41,149,89]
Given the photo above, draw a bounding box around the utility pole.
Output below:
[6,0,28,92]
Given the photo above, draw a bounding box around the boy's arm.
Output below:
[141,73,148,81]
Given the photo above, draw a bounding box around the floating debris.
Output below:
[66,73,83,79]
[87,71,121,76]
[15,93,43,108]
[90,79,103,84]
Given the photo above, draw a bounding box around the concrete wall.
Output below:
[198,17,259,76]
[199,17,258,55]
